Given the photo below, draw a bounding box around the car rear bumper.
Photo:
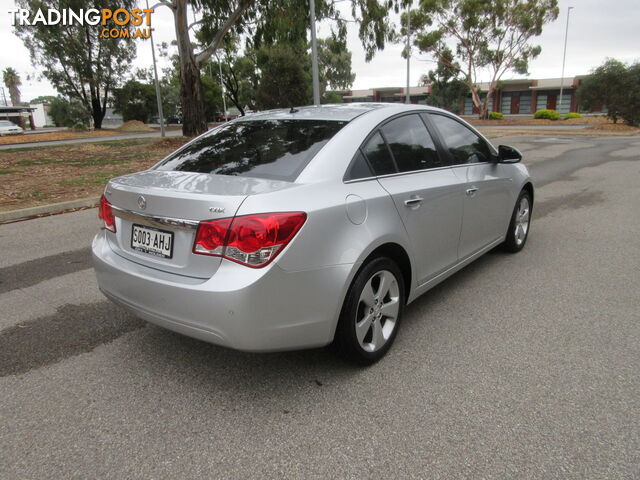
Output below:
[92,232,353,352]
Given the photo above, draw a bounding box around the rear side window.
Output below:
[362,132,396,175]
[429,114,491,165]
[381,114,441,172]
[346,151,374,180]
[155,119,347,182]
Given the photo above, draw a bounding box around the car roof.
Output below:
[234,103,441,123]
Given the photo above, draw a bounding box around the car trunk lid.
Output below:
[104,170,294,278]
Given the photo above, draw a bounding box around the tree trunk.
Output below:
[224,80,245,116]
[175,0,207,137]
[91,97,104,129]
[468,83,485,119]
[180,59,208,136]
[479,87,493,120]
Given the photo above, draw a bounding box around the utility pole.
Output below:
[148,0,165,136]
[309,0,321,106]
[558,6,574,111]
[405,4,411,104]
[0,87,7,106]
[216,54,228,121]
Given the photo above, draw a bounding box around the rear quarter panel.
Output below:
[235,179,415,336]
[236,180,412,273]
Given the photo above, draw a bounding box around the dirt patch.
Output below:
[116,120,154,132]
[478,127,640,138]
[0,129,117,145]
[468,116,609,127]
[0,136,190,212]
[586,123,640,132]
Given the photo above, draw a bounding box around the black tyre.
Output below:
[334,257,405,365]
[502,189,532,253]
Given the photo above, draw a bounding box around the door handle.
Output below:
[404,196,424,207]
[466,187,479,196]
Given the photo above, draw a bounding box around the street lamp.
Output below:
[558,6,574,111]
[215,54,228,122]
[148,0,165,136]
[405,4,411,104]
[309,0,321,106]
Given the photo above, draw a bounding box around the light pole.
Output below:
[309,0,321,106]
[148,0,165,136]
[405,4,411,104]
[216,54,228,122]
[558,6,574,111]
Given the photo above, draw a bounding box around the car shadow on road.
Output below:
[2,246,512,408]
[111,249,510,398]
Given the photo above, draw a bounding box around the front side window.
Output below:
[155,119,347,182]
[362,132,396,175]
[429,114,491,165]
[381,114,441,172]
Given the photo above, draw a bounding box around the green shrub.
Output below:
[489,111,504,120]
[564,112,582,119]
[71,121,88,131]
[534,109,560,120]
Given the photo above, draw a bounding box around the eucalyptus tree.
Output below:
[407,0,559,118]
[14,0,137,129]
[158,0,404,135]
[578,58,640,127]
[420,48,467,114]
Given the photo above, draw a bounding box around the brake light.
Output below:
[98,194,116,232]
[193,212,307,267]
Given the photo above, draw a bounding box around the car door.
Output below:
[363,114,465,285]
[427,113,512,260]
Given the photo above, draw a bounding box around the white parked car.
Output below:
[0,120,24,135]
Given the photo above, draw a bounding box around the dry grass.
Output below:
[0,137,189,212]
[116,120,154,132]
[586,123,640,132]
[473,115,640,137]
[0,129,121,145]
[478,127,639,138]
[467,116,610,126]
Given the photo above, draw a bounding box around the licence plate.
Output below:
[131,224,174,258]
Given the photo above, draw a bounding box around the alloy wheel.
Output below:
[355,270,400,352]
[514,196,530,246]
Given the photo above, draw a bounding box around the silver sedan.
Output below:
[93,103,532,364]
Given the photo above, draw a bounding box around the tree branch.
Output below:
[195,1,251,67]
[157,0,175,9]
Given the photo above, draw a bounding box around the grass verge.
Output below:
[0,137,189,212]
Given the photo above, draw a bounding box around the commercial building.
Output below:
[338,76,603,115]
[0,103,53,129]
[341,86,431,104]
[462,77,587,115]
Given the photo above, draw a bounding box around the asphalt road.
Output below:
[1,135,639,479]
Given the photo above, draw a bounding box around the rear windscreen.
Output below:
[155,119,347,181]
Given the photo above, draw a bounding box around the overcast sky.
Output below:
[1,0,639,102]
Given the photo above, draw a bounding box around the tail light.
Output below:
[193,212,307,268]
[98,194,116,232]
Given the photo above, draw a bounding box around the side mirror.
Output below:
[497,145,522,163]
